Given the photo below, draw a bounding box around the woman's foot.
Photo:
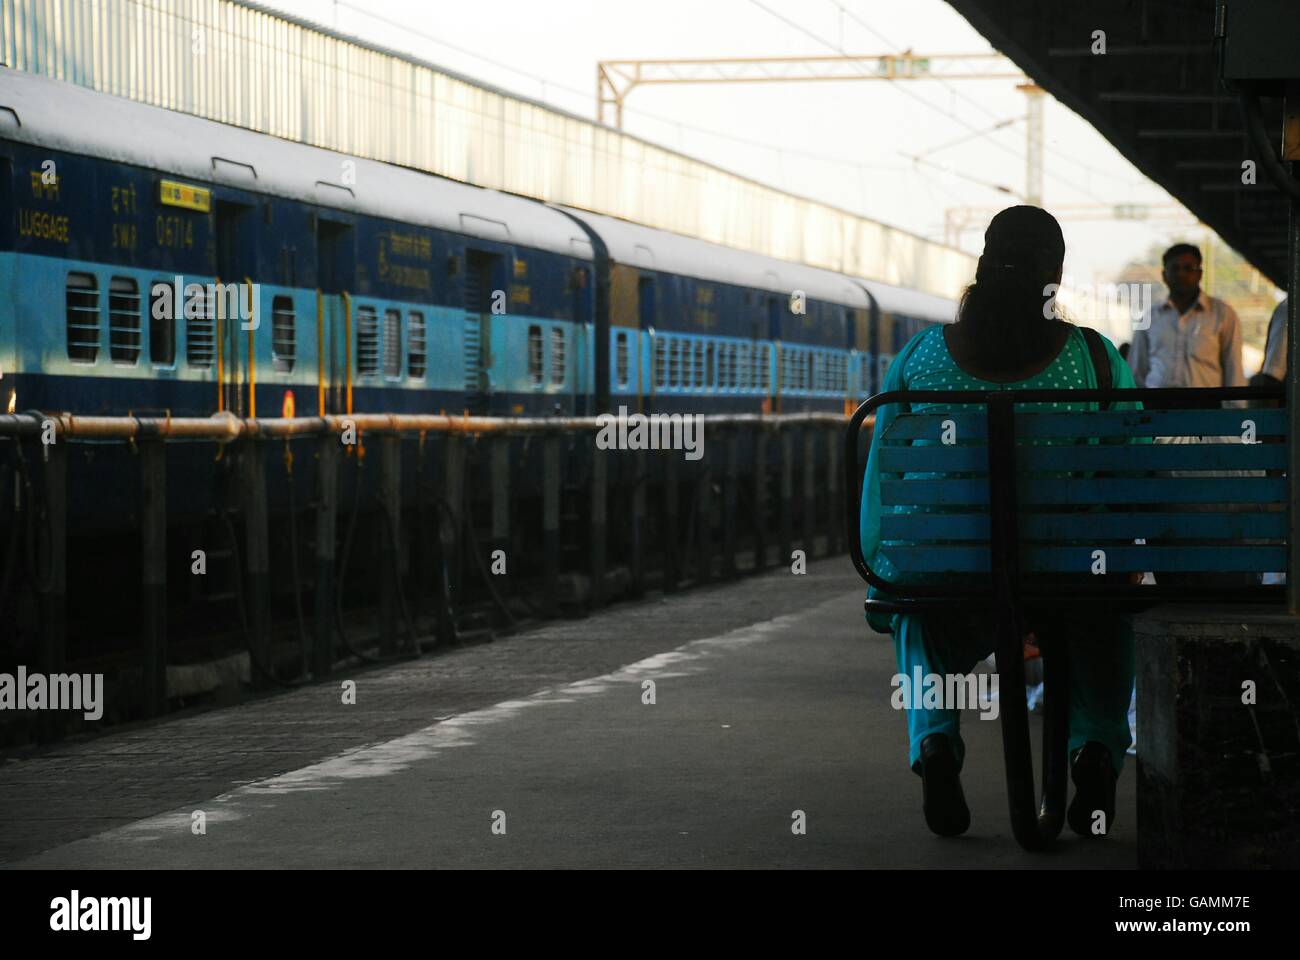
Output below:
[918,733,970,837]
[1067,741,1117,837]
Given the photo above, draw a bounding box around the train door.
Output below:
[572,266,593,414]
[765,292,783,412]
[215,200,255,415]
[636,274,655,412]
[315,217,354,414]
[464,249,503,414]
[0,156,11,409]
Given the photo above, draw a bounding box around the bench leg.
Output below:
[996,605,1069,851]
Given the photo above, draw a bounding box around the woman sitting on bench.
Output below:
[859,205,1137,838]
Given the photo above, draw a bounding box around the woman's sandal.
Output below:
[1067,741,1117,837]
[918,733,971,837]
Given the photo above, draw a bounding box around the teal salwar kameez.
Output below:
[861,325,1138,776]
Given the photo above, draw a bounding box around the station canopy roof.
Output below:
[946,0,1290,288]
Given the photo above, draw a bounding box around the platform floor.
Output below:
[0,559,1135,868]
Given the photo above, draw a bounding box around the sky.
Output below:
[256,0,1250,301]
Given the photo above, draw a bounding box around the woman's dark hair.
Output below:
[956,205,1066,372]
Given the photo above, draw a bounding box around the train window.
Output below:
[615,332,630,389]
[409,312,427,379]
[149,280,175,366]
[654,337,667,389]
[356,306,379,376]
[669,339,681,389]
[65,272,100,363]
[383,309,402,378]
[877,354,893,389]
[549,327,566,386]
[737,343,750,390]
[272,296,295,373]
[806,353,815,392]
[108,278,141,364]
[694,341,706,389]
[527,326,544,386]
[186,289,215,368]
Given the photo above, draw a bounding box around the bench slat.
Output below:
[879,442,1285,473]
[881,408,1286,442]
[881,476,1286,506]
[879,544,1286,573]
[1019,408,1285,440]
[880,510,1287,542]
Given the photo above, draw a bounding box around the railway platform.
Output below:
[0,557,1135,869]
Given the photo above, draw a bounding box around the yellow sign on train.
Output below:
[158,179,211,213]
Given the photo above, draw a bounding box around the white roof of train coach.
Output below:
[0,70,594,259]
[556,206,873,310]
[860,280,958,325]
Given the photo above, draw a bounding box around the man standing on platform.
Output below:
[1252,297,1289,587]
[1127,243,1245,395]
[1253,297,1289,388]
[1129,243,1253,588]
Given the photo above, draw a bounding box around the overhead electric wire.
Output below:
[828,0,1155,196]
[750,0,1172,209]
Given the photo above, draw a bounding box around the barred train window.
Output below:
[527,325,544,386]
[549,327,566,386]
[65,272,99,363]
[108,277,141,364]
[356,306,379,376]
[738,343,751,390]
[615,332,630,389]
[408,312,426,379]
[670,339,682,389]
[383,309,402,378]
[272,296,295,373]
[654,337,667,388]
[149,280,175,366]
[187,288,215,368]
[694,341,706,388]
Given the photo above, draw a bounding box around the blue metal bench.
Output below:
[844,385,1288,850]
